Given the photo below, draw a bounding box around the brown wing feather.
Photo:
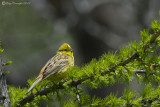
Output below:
[40,54,69,80]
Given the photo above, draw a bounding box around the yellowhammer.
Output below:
[26,43,74,94]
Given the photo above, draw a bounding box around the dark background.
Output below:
[0,0,160,106]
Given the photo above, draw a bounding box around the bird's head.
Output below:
[57,43,73,56]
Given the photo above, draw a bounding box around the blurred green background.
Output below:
[0,0,160,105]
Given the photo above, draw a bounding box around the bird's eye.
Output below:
[64,49,67,51]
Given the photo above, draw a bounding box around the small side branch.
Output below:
[133,70,146,74]
[75,86,81,107]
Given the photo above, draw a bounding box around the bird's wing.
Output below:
[26,54,69,94]
[41,54,69,80]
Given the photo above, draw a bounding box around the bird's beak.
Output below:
[70,48,73,52]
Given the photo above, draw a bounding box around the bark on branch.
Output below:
[0,55,11,107]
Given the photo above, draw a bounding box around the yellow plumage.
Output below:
[26,43,74,94]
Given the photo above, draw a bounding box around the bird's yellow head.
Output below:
[57,43,73,56]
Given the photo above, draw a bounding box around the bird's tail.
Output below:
[26,76,42,94]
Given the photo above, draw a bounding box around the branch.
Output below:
[0,55,11,107]
[16,84,64,107]
[16,70,148,106]
[17,29,160,106]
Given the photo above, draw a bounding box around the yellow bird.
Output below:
[26,43,74,94]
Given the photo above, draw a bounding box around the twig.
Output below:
[133,70,146,73]
[143,30,160,51]
[75,86,81,107]
[141,96,158,105]
[17,29,160,106]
